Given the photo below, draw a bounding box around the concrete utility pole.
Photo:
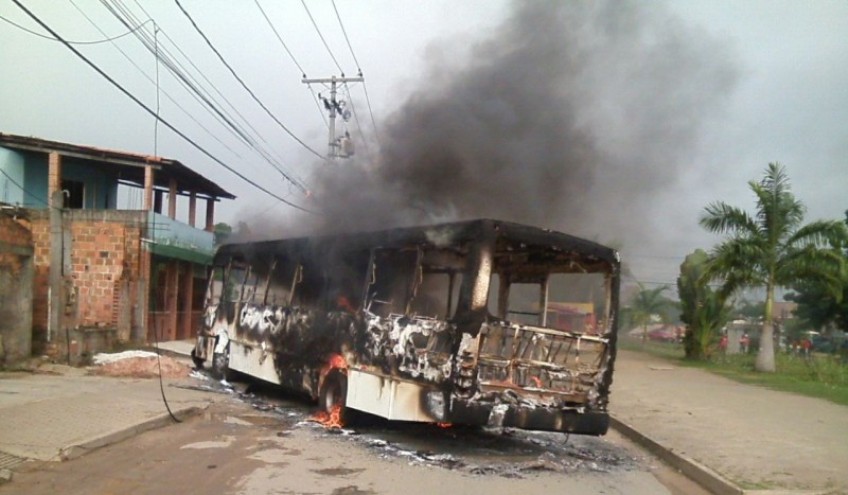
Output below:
[302,74,363,160]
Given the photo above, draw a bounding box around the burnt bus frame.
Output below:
[194,219,620,435]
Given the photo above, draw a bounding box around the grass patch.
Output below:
[619,336,848,406]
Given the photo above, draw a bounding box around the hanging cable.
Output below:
[0,11,148,44]
[330,0,360,71]
[254,0,307,77]
[174,0,326,164]
[153,24,160,156]
[300,0,343,74]
[68,0,241,157]
[361,79,381,148]
[343,83,370,155]
[101,0,310,193]
[328,0,380,147]
[11,0,319,214]
[254,0,328,131]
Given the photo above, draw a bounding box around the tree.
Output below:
[627,283,676,341]
[213,222,232,244]
[785,211,848,333]
[678,250,730,360]
[699,163,847,372]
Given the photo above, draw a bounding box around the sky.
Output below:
[1,0,846,289]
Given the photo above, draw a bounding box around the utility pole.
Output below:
[302,74,363,160]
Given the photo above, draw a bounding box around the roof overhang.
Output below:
[0,132,235,200]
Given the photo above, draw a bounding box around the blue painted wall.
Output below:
[0,146,118,209]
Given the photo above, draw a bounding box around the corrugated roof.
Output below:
[0,132,235,200]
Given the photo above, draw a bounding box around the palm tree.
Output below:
[700,163,847,372]
[628,284,675,342]
[678,249,730,360]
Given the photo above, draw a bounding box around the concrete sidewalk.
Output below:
[0,362,226,468]
[611,350,848,495]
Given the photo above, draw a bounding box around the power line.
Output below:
[99,0,258,148]
[67,0,241,157]
[343,83,369,155]
[330,0,360,71]
[309,84,329,128]
[99,0,309,193]
[252,1,327,130]
[328,0,380,148]
[121,1,308,192]
[174,0,326,164]
[360,79,381,148]
[300,0,343,74]
[0,11,148,44]
[254,0,306,77]
[11,0,317,214]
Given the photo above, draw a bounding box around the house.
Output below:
[0,132,234,364]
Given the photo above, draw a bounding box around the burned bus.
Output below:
[193,219,620,435]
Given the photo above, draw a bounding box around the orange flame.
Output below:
[312,404,344,429]
[437,422,453,429]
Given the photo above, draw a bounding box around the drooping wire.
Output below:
[254,0,306,77]
[309,85,329,128]
[330,0,360,71]
[0,11,148,44]
[253,0,328,130]
[68,0,241,157]
[99,0,256,148]
[343,83,370,155]
[361,79,381,148]
[300,0,343,74]
[174,0,326,164]
[11,0,319,214]
[102,0,310,193]
[153,24,160,156]
[328,0,380,148]
[128,0,275,149]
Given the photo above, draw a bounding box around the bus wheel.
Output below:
[319,370,352,425]
[211,347,230,381]
[190,348,204,370]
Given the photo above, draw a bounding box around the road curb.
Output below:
[58,405,204,461]
[609,415,744,495]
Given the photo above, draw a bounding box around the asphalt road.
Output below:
[0,378,706,495]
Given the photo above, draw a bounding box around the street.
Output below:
[0,375,705,495]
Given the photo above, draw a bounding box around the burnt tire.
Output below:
[319,370,357,425]
[211,348,230,381]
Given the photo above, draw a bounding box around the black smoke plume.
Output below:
[301,1,737,245]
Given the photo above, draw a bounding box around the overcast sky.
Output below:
[1,0,846,287]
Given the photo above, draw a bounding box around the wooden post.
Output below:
[181,261,194,339]
[168,177,177,219]
[205,197,215,232]
[143,165,154,211]
[188,192,197,228]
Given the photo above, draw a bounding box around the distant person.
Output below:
[719,334,728,354]
[740,332,750,354]
[802,337,812,358]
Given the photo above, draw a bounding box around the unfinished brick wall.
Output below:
[30,211,145,344]
[0,213,34,364]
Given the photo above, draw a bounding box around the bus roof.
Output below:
[214,218,619,266]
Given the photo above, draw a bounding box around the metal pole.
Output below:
[328,76,337,159]
[302,75,364,160]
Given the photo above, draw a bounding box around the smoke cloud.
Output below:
[298,1,738,247]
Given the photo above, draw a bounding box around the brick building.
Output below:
[0,132,234,364]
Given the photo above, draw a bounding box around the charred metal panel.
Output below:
[196,219,620,435]
[347,369,441,422]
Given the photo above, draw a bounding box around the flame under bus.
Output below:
[194,219,620,435]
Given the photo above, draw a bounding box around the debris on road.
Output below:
[91,351,190,379]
